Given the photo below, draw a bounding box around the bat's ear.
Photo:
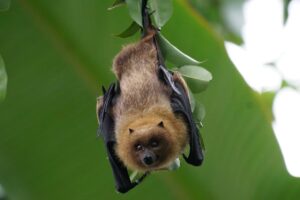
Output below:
[157,121,164,128]
[102,86,106,94]
[129,128,134,134]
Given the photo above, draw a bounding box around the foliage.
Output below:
[114,21,139,38]
[0,0,9,102]
[188,0,245,44]
[0,0,299,200]
[157,33,200,66]
[0,0,10,11]
[0,55,7,102]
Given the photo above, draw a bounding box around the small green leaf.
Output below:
[189,89,196,112]
[129,170,139,181]
[129,170,146,182]
[0,54,8,102]
[283,0,292,24]
[125,0,142,26]
[193,100,206,123]
[168,158,180,171]
[157,33,200,66]
[178,65,212,93]
[115,21,140,38]
[108,0,125,10]
[149,0,173,28]
[0,184,7,200]
[0,0,10,11]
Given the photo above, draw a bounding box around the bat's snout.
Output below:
[141,150,157,166]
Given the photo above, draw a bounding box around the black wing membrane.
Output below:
[98,83,148,193]
[98,84,132,193]
[158,65,204,166]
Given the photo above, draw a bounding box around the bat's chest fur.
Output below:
[115,63,171,118]
[112,40,171,120]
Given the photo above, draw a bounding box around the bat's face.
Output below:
[116,121,179,172]
[131,131,170,169]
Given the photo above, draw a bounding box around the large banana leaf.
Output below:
[0,0,299,199]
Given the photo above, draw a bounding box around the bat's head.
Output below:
[116,117,188,172]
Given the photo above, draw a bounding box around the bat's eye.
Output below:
[150,139,159,148]
[135,144,143,151]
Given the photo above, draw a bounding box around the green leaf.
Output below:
[193,99,206,123]
[125,0,142,26]
[178,65,212,93]
[115,21,140,38]
[0,184,7,200]
[188,0,244,44]
[284,0,292,24]
[167,158,180,170]
[148,0,173,28]
[189,89,196,112]
[129,170,139,181]
[157,33,200,66]
[0,0,10,11]
[0,54,7,102]
[108,0,125,10]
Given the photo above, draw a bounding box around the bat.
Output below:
[96,0,204,193]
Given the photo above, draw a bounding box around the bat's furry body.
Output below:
[97,35,190,172]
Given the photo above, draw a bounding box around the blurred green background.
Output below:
[1,0,299,199]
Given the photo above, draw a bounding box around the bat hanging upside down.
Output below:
[96,30,204,192]
[96,4,203,192]
[98,32,190,170]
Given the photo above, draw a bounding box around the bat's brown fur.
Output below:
[97,34,190,172]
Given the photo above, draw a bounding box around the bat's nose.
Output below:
[143,156,153,165]
[141,149,157,166]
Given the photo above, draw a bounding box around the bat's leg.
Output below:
[141,0,150,38]
[141,0,156,42]
[96,96,104,123]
